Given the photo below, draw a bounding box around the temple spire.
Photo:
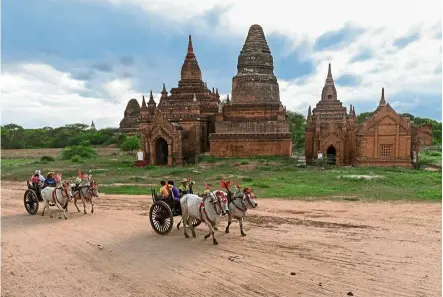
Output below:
[161,83,167,98]
[141,95,147,107]
[180,35,202,81]
[215,88,219,97]
[186,35,195,60]
[148,90,155,104]
[308,105,312,116]
[326,63,333,82]
[379,87,386,106]
[226,94,230,104]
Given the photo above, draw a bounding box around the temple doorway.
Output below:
[327,145,336,165]
[155,138,168,165]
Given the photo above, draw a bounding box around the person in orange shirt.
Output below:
[159,180,170,198]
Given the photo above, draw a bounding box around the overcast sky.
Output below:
[2,0,441,129]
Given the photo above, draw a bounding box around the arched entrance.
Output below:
[155,138,168,165]
[327,145,336,165]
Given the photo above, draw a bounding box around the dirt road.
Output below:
[1,181,441,297]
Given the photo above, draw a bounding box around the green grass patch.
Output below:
[2,154,441,201]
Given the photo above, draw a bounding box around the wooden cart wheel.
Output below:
[24,189,39,215]
[149,201,174,235]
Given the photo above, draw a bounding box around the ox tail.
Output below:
[176,218,182,230]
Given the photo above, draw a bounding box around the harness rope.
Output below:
[199,194,223,227]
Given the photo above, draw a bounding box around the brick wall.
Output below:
[210,137,292,157]
[215,121,289,133]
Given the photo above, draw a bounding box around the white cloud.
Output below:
[93,0,441,117]
[4,0,441,129]
[0,64,141,129]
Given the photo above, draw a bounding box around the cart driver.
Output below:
[179,178,195,195]
[44,172,57,188]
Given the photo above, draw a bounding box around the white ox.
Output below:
[40,180,73,219]
[72,180,99,214]
[220,182,258,237]
[180,191,230,245]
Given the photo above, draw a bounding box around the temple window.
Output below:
[380,145,392,158]
[328,95,332,100]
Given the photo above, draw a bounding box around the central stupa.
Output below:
[231,24,280,105]
[209,24,292,157]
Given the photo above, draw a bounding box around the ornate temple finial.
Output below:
[162,83,167,93]
[379,87,386,106]
[226,94,230,104]
[308,105,312,116]
[349,104,352,116]
[326,63,334,82]
[185,34,195,60]
[212,87,215,94]
[141,95,147,107]
[205,81,208,88]
[215,88,219,97]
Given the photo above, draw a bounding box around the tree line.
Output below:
[1,111,440,151]
[0,123,127,149]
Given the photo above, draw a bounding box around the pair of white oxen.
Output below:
[179,186,258,245]
[40,179,99,219]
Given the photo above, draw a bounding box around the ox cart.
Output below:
[24,181,68,215]
[149,189,201,235]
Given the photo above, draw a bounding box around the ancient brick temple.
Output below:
[136,35,221,166]
[209,24,292,157]
[305,64,432,167]
[119,98,141,135]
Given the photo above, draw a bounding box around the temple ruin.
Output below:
[305,64,432,167]
[209,24,292,157]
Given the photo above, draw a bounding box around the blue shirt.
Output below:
[171,186,180,200]
[45,178,56,186]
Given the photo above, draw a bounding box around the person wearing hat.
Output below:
[44,172,57,187]
[179,178,195,195]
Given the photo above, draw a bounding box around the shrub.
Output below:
[40,155,55,162]
[242,177,253,182]
[60,145,97,160]
[71,155,83,163]
[120,137,140,154]
[206,156,217,163]
[80,140,90,146]
[240,160,249,165]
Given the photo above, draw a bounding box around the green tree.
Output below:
[286,111,306,153]
[121,136,140,154]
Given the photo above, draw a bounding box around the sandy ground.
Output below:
[1,181,441,297]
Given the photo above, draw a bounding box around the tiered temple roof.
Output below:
[231,24,281,105]
[310,64,348,123]
[156,35,220,117]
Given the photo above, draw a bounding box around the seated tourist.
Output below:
[30,170,45,187]
[167,180,180,200]
[159,180,170,198]
[44,172,57,187]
